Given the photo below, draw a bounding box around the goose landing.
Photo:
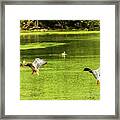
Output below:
[24,58,47,75]
[84,67,100,85]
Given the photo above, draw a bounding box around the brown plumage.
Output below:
[21,58,47,75]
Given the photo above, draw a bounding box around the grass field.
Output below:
[20,31,100,100]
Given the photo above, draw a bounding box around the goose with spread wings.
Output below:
[22,58,47,75]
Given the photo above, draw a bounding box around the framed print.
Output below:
[0,0,120,119]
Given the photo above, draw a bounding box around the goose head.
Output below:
[84,68,92,73]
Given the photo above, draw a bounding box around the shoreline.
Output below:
[20,31,100,35]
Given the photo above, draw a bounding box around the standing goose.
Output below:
[84,67,100,85]
[24,58,47,75]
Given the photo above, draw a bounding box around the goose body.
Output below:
[24,58,47,75]
[84,67,100,84]
[61,51,67,58]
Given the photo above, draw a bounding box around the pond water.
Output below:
[20,33,100,62]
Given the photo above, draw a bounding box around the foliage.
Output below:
[20,20,100,31]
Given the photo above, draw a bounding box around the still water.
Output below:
[20,33,100,62]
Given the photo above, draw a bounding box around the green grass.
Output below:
[20,59,100,100]
[20,42,66,50]
[20,31,100,36]
[20,32,100,100]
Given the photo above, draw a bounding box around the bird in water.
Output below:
[22,58,47,75]
[84,67,100,85]
[61,51,67,59]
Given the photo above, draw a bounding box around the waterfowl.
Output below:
[84,67,100,85]
[24,58,47,75]
[61,51,67,58]
[20,60,26,67]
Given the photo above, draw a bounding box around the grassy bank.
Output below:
[20,31,100,36]
[20,42,66,50]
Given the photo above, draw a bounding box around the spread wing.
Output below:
[32,58,47,69]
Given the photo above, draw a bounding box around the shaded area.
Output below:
[20,33,100,44]
[20,39,99,61]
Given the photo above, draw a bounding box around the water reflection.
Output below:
[20,34,100,61]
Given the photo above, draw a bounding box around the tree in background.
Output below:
[20,20,100,31]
